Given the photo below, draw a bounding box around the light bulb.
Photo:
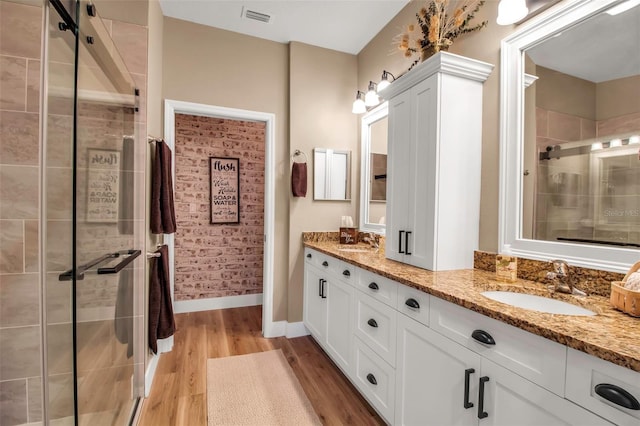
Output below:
[364,81,379,107]
[629,135,640,144]
[610,139,622,148]
[352,98,366,114]
[591,142,603,151]
[377,79,391,91]
[496,0,529,25]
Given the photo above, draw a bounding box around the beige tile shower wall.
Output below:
[173,114,265,301]
[0,1,43,424]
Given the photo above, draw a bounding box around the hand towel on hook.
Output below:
[291,150,307,197]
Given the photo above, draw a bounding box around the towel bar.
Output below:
[146,252,161,258]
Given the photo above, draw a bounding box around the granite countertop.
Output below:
[303,240,640,373]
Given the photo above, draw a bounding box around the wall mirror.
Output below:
[359,103,388,234]
[500,0,640,272]
[313,148,351,200]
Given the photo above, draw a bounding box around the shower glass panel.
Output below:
[73,2,143,424]
[46,2,76,422]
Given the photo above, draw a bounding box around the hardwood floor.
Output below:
[138,306,384,425]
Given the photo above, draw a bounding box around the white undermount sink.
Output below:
[481,291,596,316]
[337,248,371,253]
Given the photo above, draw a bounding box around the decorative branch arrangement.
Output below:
[394,0,487,63]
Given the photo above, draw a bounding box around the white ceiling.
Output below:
[158,0,411,55]
[526,4,640,83]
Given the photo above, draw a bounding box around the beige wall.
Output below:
[358,1,515,253]
[288,42,358,321]
[535,65,596,120]
[95,0,149,26]
[596,75,640,121]
[162,17,290,321]
[145,0,162,367]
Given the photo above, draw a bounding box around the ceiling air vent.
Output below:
[242,6,272,24]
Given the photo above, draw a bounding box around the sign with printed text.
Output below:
[210,157,240,224]
[87,149,120,223]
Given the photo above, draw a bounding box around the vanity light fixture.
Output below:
[352,90,366,114]
[364,81,380,107]
[606,0,640,15]
[630,135,640,144]
[377,70,396,92]
[496,0,529,25]
[610,138,622,148]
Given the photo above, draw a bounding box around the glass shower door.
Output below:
[72,1,143,424]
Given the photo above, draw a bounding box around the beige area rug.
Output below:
[206,349,322,426]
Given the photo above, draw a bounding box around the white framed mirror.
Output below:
[499,0,640,273]
[313,148,351,200]
[359,102,388,234]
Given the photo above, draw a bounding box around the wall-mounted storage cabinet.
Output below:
[379,53,493,271]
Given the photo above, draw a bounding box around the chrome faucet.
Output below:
[546,259,586,296]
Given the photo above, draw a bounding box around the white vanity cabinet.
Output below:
[380,53,493,271]
[303,250,620,425]
[396,307,611,426]
[303,249,354,375]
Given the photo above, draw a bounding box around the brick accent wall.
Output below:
[174,114,265,300]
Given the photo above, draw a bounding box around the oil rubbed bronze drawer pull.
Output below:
[366,373,377,385]
[368,282,379,291]
[367,318,378,328]
[472,329,495,346]
[595,383,640,410]
[405,298,420,309]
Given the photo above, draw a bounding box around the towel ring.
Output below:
[292,149,308,163]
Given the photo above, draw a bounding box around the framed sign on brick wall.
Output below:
[210,157,240,224]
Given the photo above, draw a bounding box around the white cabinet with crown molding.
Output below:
[380,53,493,271]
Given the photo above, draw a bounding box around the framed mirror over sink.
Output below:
[359,102,388,235]
[499,0,640,273]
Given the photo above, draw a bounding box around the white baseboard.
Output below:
[286,321,309,338]
[263,320,309,338]
[173,293,263,313]
[264,320,286,338]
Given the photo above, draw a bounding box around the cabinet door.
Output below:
[303,266,327,342]
[405,76,438,270]
[386,89,412,263]
[325,279,353,375]
[480,358,611,426]
[395,314,479,426]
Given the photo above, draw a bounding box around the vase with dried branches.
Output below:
[395,0,487,63]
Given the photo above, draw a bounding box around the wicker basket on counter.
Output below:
[610,261,640,317]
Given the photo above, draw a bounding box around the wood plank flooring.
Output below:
[137,306,384,425]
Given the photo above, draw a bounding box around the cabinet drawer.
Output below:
[352,336,395,423]
[566,348,640,426]
[357,269,398,307]
[354,290,397,367]
[304,248,326,269]
[396,285,429,326]
[429,297,566,396]
[304,248,356,285]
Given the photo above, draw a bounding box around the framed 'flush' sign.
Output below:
[210,157,240,224]
[87,149,120,223]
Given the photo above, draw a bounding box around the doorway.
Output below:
[164,100,276,336]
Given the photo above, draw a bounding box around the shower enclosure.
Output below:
[0,0,144,424]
